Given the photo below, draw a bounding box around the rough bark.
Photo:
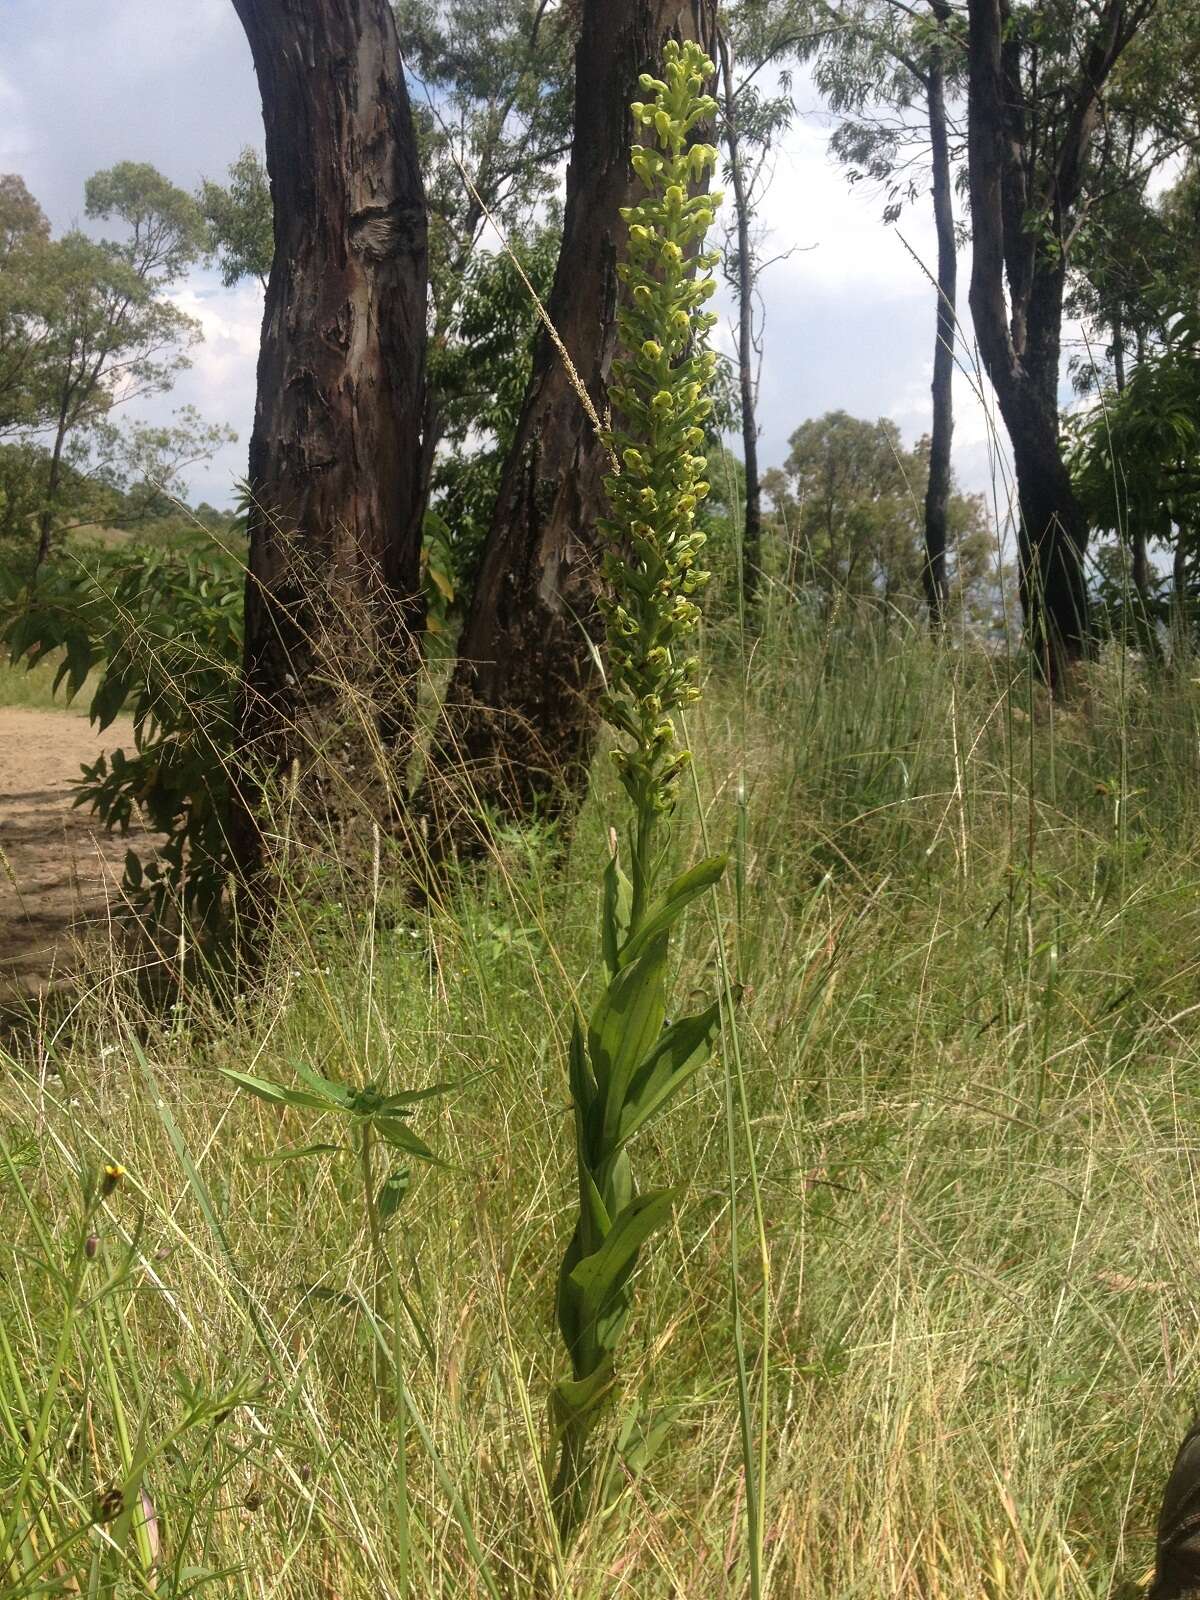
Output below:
[922,9,955,627]
[228,0,428,885]
[716,24,763,611]
[965,0,1149,684]
[421,0,718,852]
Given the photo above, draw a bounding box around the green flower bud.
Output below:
[641,339,664,361]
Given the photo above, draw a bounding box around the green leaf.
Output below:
[567,1012,596,1122]
[250,1142,342,1165]
[589,936,668,1122]
[377,1166,411,1220]
[373,1117,444,1167]
[378,1081,456,1112]
[551,1354,616,1427]
[616,996,724,1150]
[568,1188,676,1324]
[217,1068,337,1113]
[291,1058,352,1106]
[618,855,726,969]
[601,854,633,976]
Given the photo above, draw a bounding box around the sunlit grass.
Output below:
[3,605,1199,1596]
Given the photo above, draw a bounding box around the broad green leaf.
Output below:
[568,1188,676,1322]
[588,935,668,1112]
[618,854,726,969]
[551,1354,616,1426]
[601,854,633,976]
[377,1166,411,1220]
[615,996,723,1150]
[373,1117,445,1167]
[217,1068,335,1113]
[291,1057,352,1105]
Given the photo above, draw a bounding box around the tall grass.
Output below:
[4,595,1199,1594]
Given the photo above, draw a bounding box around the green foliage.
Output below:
[197,147,274,289]
[1069,313,1200,637]
[2,537,243,936]
[427,219,560,588]
[769,410,996,617]
[0,164,207,563]
[551,39,728,1541]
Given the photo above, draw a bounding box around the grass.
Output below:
[0,652,98,712]
[3,602,1199,1596]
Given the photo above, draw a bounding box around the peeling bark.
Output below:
[229,0,428,886]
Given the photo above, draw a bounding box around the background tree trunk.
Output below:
[716,24,763,613]
[419,0,719,855]
[965,0,1101,685]
[922,14,955,627]
[229,0,428,885]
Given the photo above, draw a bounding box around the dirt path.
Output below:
[0,708,158,1002]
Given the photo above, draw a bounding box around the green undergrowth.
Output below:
[3,608,1200,1596]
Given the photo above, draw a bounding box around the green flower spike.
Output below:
[550,37,729,1543]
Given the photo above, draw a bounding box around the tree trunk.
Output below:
[922,17,955,628]
[228,0,428,887]
[33,407,69,573]
[421,0,718,854]
[716,24,763,612]
[966,0,1096,687]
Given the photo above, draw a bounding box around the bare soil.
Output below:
[0,707,159,1002]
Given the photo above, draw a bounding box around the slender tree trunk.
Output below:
[33,408,69,572]
[228,0,428,888]
[966,0,1093,686]
[922,13,956,628]
[421,0,718,854]
[1112,316,1155,642]
[716,24,763,611]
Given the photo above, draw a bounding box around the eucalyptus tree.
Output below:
[421,0,721,854]
[0,176,52,434]
[228,0,428,887]
[806,0,964,626]
[198,148,274,290]
[0,164,206,570]
[964,0,1176,685]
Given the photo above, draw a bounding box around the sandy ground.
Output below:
[0,707,157,1002]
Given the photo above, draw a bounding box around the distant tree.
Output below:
[773,409,995,616]
[198,147,274,289]
[419,0,721,853]
[0,175,53,432]
[229,0,429,890]
[0,164,207,569]
[0,407,234,554]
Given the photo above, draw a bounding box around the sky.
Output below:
[0,0,1017,517]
